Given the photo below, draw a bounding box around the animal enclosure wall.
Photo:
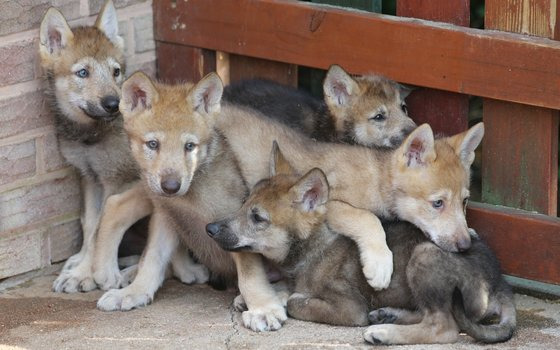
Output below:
[154,0,560,285]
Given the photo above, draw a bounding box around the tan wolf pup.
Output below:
[93,72,389,334]
[39,0,145,293]
[207,146,516,345]
[223,64,416,148]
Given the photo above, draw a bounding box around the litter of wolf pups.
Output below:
[14,0,560,348]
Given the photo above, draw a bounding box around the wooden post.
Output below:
[483,0,559,216]
[397,0,470,136]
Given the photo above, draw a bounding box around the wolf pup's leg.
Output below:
[52,176,103,293]
[97,211,178,311]
[287,292,369,326]
[93,182,152,290]
[364,311,459,345]
[326,200,393,290]
[368,307,423,325]
[169,245,210,285]
[232,252,288,332]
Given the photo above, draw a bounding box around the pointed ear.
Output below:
[398,83,415,100]
[323,65,360,108]
[120,72,158,115]
[190,72,223,116]
[95,0,124,48]
[398,124,436,167]
[39,8,74,57]
[270,141,296,177]
[448,123,484,169]
[290,168,329,213]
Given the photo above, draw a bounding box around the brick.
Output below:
[89,0,148,14]
[0,231,42,279]
[0,173,81,232]
[0,140,36,187]
[0,38,38,87]
[133,15,155,53]
[42,132,67,173]
[127,59,156,78]
[46,219,82,263]
[0,0,80,37]
[0,90,55,139]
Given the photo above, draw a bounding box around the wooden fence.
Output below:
[153,0,560,285]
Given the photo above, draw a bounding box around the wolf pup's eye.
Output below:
[146,140,159,150]
[369,113,386,122]
[251,209,267,223]
[76,68,89,78]
[432,199,444,209]
[184,142,197,152]
[401,103,408,114]
[113,68,121,77]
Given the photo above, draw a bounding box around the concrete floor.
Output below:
[1,272,559,350]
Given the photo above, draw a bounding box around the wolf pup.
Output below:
[223,64,416,148]
[39,0,142,293]
[207,148,516,345]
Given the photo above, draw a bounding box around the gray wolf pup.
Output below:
[223,65,416,148]
[39,0,140,293]
[207,147,516,345]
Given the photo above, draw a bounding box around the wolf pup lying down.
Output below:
[39,0,143,293]
[223,65,416,148]
[207,145,516,345]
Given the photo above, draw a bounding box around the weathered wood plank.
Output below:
[218,53,298,86]
[153,0,560,110]
[482,0,559,216]
[396,0,470,136]
[155,42,215,83]
[467,202,560,285]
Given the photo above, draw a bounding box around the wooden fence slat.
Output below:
[156,42,215,83]
[397,0,470,136]
[220,54,298,86]
[482,0,559,216]
[153,0,560,110]
[467,202,560,285]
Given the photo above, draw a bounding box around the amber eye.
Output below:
[76,68,89,78]
[146,140,159,150]
[369,113,386,122]
[113,68,121,77]
[432,200,444,209]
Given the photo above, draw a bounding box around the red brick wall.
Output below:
[0,0,156,279]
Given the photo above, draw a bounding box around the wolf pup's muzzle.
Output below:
[206,221,249,252]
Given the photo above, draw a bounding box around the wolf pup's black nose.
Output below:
[161,179,181,194]
[206,223,220,237]
[101,95,120,113]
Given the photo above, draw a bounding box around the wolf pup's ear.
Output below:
[270,141,296,177]
[398,124,436,168]
[120,72,158,115]
[323,65,360,108]
[39,8,74,57]
[290,168,329,213]
[448,122,484,169]
[191,72,223,116]
[398,83,415,100]
[95,0,124,49]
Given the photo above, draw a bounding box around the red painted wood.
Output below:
[153,0,560,110]
[467,202,560,285]
[156,42,215,83]
[483,0,559,216]
[227,54,298,86]
[397,0,469,136]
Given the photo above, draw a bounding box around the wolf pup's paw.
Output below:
[368,308,398,324]
[363,325,392,345]
[173,261,209,285]
[93,265,127,291]
[97,287,153,311]
[362,247,393,290]
[241,303,287,332]
[233,294,248,312]
[61,252,84,272]
[52,264,96,293]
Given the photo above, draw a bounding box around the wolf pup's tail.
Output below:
[452,286,516,343]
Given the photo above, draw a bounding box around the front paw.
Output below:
[52,265,96,293]
[363,325,391,345]
[362,247,393,290]
[233,294,248,312]
[368,308,397,325]
[94,265,127,291]
[173,262,209,285]
[61,252,84,272]
[97,287,152,311]
[241,303,287,332]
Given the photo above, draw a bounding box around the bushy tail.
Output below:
[452,287,516,343]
